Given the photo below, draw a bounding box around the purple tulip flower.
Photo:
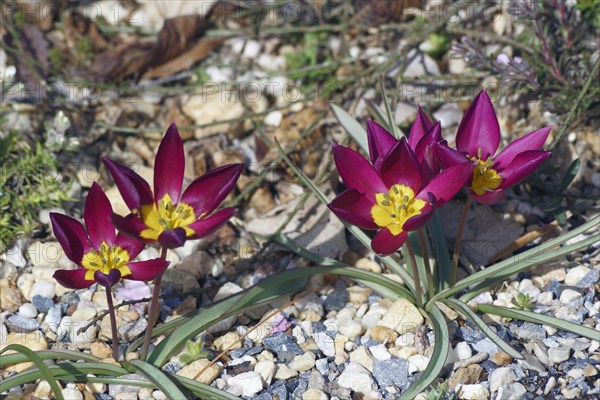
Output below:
[367,106,442,182]
[102,122,242,249]
[328,137,471,256]
[437,90,552,204]
[50,182,169,289]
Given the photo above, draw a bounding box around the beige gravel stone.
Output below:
[177,359,220,384]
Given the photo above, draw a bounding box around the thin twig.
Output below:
[76,285,215,335]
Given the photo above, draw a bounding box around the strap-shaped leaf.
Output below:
[0,349,99,368]
[399,305,450,399]
[274,234,415,302]
[128,360,187,399]
[148,271,307,366]
[428,218,598,307]
[478,304,600,341]
[429,212,452,291]
[330,103,369,153]
[0,344,64,400]
[363,97,392,132]
[0,362,128,393]
[442,298,522,359]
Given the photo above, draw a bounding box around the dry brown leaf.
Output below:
[141,37,225,80]
[84,13,216,81]
[352,0,424,26]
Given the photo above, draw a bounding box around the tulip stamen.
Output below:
[139,194,197,240]
[469,157,502,196]
[371,184,427,236]
[82,241,131,281]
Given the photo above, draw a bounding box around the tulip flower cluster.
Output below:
[50,122,242,360]
[329,90,551,256]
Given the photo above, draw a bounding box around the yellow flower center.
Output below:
[139,194,196,240]
[469,155,502,195]
[81,241,131,281]
[371,184,427,236]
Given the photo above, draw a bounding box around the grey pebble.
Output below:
[230,346,263,358]
[32,295,54,314]
[7,315,40,333]
[372,359,409,388]
[262,332,303,363]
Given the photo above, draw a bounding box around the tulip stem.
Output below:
[404,240,423,308]
[105,288,119,361]
[140,247,168,361]
[451,195,473,285]
[417,229,435,297]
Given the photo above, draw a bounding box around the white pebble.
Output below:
[29,280,56,300]
[264,111,283,127]
[61,388,83,400]
[454,341,473,361]
[564,266,590,286]
[559,289,582,303]
[18,303,38,319]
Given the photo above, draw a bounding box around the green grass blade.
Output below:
[273,138,416,293]
[442,298,522,359]
[428,218,598,308]
[0,362,128,393]
[330,103,369,153]
[274,233,415,302]
[380,77,402,139]
[175,375,241,400]
[0,349,100,368]
[363,97,392,132]
[400,305,450,399]
[128,360,187,399]
[429,212,452,291]
[478,304,600,341]
[148,273,307,366]
[0,345,65,400]
[407,232,429,298]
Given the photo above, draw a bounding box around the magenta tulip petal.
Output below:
[53,269,95,290]
[492,126,552,169]
[407,105,435,149]
[158,228,187,249]
[115,233,144,259]
[403,204,434,231]
[84,182,116,248]
[499,150,550,189]
[371,229,408,256]
[456,91,500,158]
[187,208,236,240]
[49,213,91,264]
[416,163,472,207]
[154,122,185,203]
[379,139,422,191]
[332,143,387,197]
[180,164,243,217]
[328,189,378,230]
[102,157,154,211]
[414,122,441,162]
[94,269,121,287]
[367,120,397,162]
[471,190,506,205]
[112,214,147,240]
[126,259,170,282]
[435,141,469,168]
